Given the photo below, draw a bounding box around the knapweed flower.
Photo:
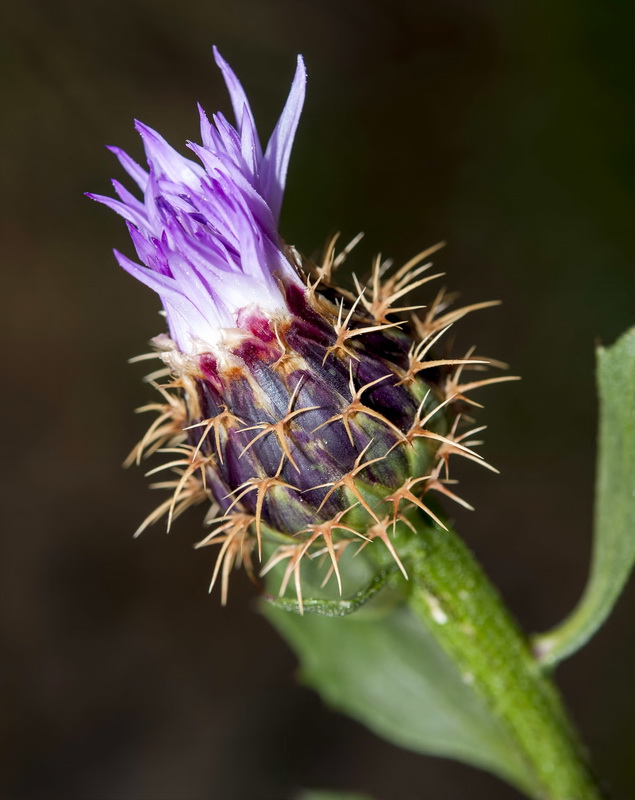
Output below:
[90,48,510,606]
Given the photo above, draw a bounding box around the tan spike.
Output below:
[225,471,298,558]
[271,321,293,372]
[310,439,386,522]
[298,502,364,590]
[165,452,214,531]
[261,543,306,614]
[308,232,366,298]
[395,322,458,388]
[424,475,475,511]
[312,365,402,445]
[405,393,485,462]
[441,346,519,407]
[128,350,163,364]
[322,290,404,364]
[432,299,502,330]
[294,507,370,595]
[413,287,502,342]
[397,327,489,386]
[238,378,320,473]
[354,264,443,325]
[389,241,446,285]
[144,455,194,478]
[125,411,179,467]
[142,366,172,383]
[383,476,448,532]
[315,539,356,589]
[366,515,408,580]
[434,415,499,478]
[446,373,521,407]
[133,470,208,538]
[353,242,446,324]
[125,386,188,467]
[319,231,341,285]
[138,440,214,531]
[195,513,256,605]
[333,232,365,269]
[185,405,243,464]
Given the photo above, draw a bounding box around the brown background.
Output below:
[1,1,633,798]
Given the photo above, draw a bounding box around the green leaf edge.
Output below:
[264,603,536,795]
[535,326,635,667]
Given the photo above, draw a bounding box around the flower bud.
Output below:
[91,49,512,604]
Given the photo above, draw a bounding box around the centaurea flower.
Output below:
[90,48,507,605]
[90,47,305,353]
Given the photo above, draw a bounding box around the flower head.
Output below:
[89,47,306,353]
[92,50,511,606]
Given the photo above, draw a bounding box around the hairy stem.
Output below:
[404,516,601,800]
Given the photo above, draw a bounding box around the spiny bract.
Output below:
[91,48,514,607]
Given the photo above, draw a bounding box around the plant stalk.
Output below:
[404,516,601,800]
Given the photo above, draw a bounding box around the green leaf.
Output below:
[535,327,635,667]
[264,602,535,795]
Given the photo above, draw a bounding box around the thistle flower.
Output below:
[90,49,511,606]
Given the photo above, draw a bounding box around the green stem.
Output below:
[404,517,601,800]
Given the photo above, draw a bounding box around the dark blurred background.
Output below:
[1,1,633,798]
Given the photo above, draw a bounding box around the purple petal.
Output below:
[115,249,184,302]
[112,179,144,211]
[106,146,149,191]
[261,55,306,222]
[115,249,225,335]
[197,103,214,151]
[213,45,263,161]
[92,51,307,354]
[135,121,204,185]
[188,141,275,233]
[86,192,148,230]
[211,112,243,166]
[126,222,172,277]
[240,105,260,178]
